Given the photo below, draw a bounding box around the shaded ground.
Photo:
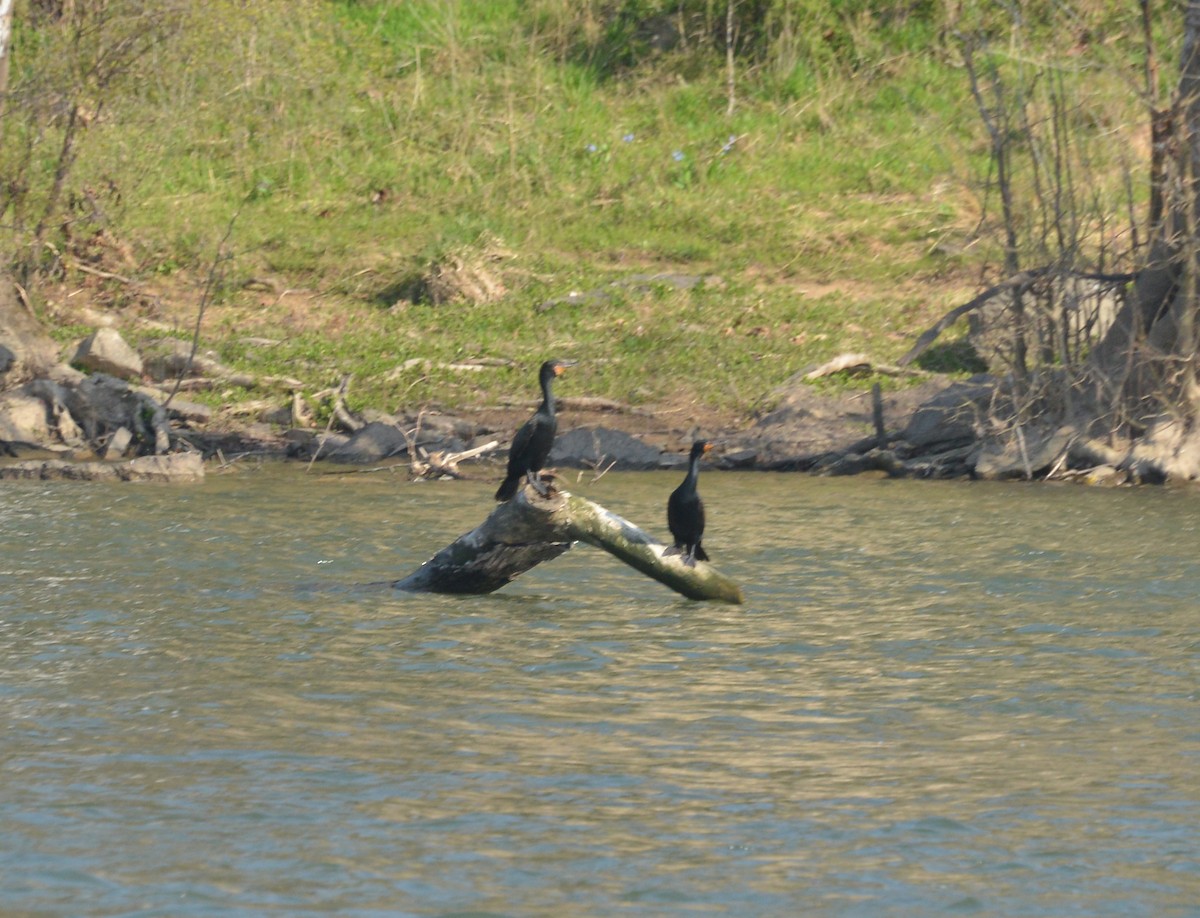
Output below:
[179,373,952,477]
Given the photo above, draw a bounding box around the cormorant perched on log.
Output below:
[495,359,571,501]
[666,440,713,567]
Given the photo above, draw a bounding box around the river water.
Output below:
[1,465,1198,916]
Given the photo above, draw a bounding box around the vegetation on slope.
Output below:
[0,0,1174,422]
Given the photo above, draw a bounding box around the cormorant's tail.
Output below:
[695,544,709,562]
[495,475,520,501]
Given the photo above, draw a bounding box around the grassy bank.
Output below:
[3,0,1169,421]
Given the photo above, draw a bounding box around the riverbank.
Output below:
[0,294,1180,488]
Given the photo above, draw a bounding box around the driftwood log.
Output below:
[393,483,744,604]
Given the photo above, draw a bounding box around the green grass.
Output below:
[0,0,1169,422]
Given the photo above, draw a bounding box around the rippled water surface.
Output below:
[1,465,1199,916]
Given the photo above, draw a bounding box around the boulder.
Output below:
[973,426,1071,480]
[72,328,144,380]
[24,377,86,446]
[103,426,134,460]
[1081,464,1127,487]
[901,377,995,451]
[140,388,212,425]
[64,373,170,453]
[121,452,205,482]
[324,421,409,463]
[402,411,483,446]
[0,451,205,482]
[0,390,53,446]
[550,426,664,470]
[141,337,228,381]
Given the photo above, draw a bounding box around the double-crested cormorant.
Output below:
[666,440,714,566]
[495,359,571,501]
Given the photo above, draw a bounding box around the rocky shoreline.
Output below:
[0,314,1152,487]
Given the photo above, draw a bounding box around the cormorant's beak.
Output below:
[703,443,715,454]
[555,360,577,376]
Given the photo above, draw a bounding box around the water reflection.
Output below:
[0,468,1198,914]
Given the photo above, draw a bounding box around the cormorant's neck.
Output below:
[539,373,556,415]
[684,453,701,488]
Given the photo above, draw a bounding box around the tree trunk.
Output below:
[0,0,13,123]
[394,484,745,604]
[1084,2,1200,455]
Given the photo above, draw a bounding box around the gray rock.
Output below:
[140,337,228,381]
[1,378,93,449]
[403,411,482,443]
[146,391,213,425]
[0,459,120,482]
[72,328,144,380]
[1081,464,1127,486]
[283,428,341,460]
[720,448,759,469]
[120,452,205,482]
[61,373,172,454]
[324,421,409,463]
[0,451,204,482]
[0,390,52,445]
[902,377,994,451]
[973,426,1071,480]
[260,402,294,426]
[550,426,663,470]
[103,426,133,460]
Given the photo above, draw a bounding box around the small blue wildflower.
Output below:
[622,132,635,143]
[720,134,738,154]
[672,150,685,162]
[586,143,598,153]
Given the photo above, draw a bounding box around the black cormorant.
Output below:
[666,440,713,566]
[494,359,570,501]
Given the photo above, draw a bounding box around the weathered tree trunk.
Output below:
[0,0,13,118]
[1094,0,1200,420]
[391,490,575,594]
[394,484,744,604]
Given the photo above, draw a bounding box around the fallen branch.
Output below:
[393,482,744,603]
[411,439,499,480]
[803,352,917,381]
[72,261,138,286]
[331,375,363,433]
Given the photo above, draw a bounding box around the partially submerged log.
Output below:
[394,483,744,604]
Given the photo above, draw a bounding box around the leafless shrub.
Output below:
[0,1,185,284]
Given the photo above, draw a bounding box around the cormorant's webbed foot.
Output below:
[526,470,557,498]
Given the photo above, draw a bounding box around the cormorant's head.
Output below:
[691,440,714,459]
[541,358,574,381]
